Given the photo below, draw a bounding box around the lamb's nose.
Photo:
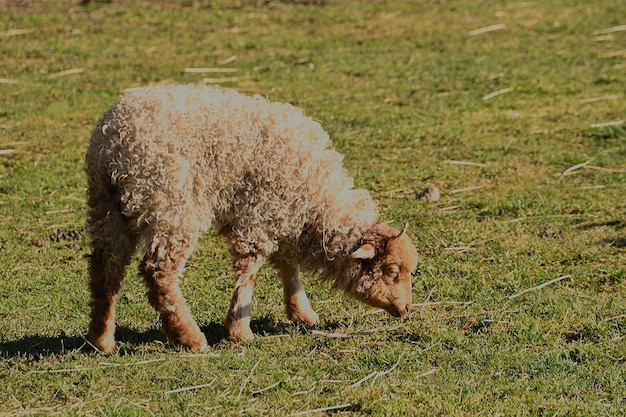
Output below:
[387,304,411,317]
[401,304,411,316]
[395,304,410,317]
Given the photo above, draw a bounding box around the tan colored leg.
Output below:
[87,205,135,353]
[277,260,319,326]
[225,254,265,342]
[140,234,207,351]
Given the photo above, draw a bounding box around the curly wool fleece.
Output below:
[87,84,378,266]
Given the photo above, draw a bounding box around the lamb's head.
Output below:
[343,223,418,317]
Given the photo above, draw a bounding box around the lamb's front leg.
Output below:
[226,254,265,342]
[277,260,319,326]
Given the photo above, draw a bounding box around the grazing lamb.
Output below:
[85,84,418,353]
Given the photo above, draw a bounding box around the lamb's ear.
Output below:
[350,243,376,260]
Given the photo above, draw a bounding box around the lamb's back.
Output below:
[88,85,366,249]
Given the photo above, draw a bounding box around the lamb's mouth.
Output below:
[385,304,410,317]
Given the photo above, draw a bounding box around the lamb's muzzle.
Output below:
[388,305,410,317]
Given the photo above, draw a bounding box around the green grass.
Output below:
[1,0,625,415]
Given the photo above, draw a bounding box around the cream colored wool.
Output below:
[88,85,376,257]
[85,84,418,352]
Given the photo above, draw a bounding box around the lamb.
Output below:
[85,84,418,353]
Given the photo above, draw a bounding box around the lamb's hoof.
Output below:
[163,327,208,352]
[227,327,255,343]
[88,333,116,354]
[288,309,320,326]
[181,335,209,352]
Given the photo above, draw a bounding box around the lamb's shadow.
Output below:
[0,324,212,359]
[0,317,304,359]
[0,333,88,359]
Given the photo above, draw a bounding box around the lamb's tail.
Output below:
[84,114,129,244]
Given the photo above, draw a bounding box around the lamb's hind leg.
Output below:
[140,233,207,351]
[277,260,319,326]
[87,204,136,353]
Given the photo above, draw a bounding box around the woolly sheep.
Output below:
[85,84,418,352]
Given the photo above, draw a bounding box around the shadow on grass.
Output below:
[574,220,626,248]
[0,333,88,359]
[605,237,626,248]
[576,220,624,230]
[0,316,306,358]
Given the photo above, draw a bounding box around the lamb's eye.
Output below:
[385,264,400,278]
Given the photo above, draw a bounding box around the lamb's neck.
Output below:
[298,187,379,272]
[298,220,374,275]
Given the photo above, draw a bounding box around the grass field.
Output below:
[1,0,625,415]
